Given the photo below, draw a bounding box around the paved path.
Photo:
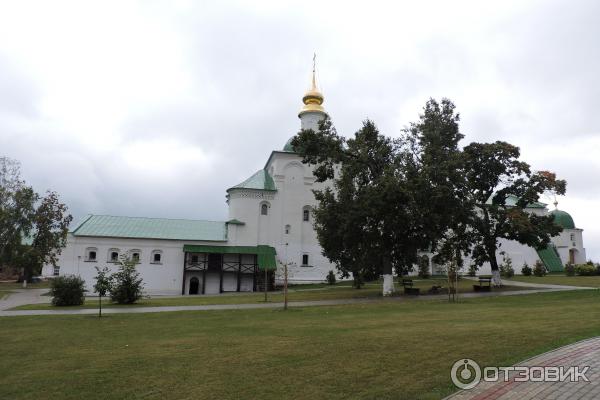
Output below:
[446,337,600,400]
[0,285,591,317]
[0,288,49,311]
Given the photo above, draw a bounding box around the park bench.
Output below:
[473,277,492,292]
[402,279,420,295]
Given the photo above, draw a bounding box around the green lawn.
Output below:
[508,274,600,287]
[12,279,533,310]
[2,291,600,400]
[0,290,12,300]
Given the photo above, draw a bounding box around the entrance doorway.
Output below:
[189,277,199,295]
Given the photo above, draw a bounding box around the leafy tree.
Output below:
[94,266,111,317]
[0,157,72,281]
[292,118,423,294]
[110,256,144,304]
[462,142,565,285]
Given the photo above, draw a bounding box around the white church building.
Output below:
[42,70,586,295]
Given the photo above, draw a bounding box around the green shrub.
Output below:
[110,259,144,304]
[417,256,430,279]
[500,254,514,278]
[467,264,478,277]
[533,261,546,277]
[49,275,85,306]
[521,263,532,276]
[564,263,575,276]
[575,264,596,276]
[326,270,336,285]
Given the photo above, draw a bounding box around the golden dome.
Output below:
[299,57,326,117]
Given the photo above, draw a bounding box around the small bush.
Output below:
[326,270,336,285]
[521,263,532,276]
[467,264,477,277]
[50,275,86,306]
[417,256,430,279]
[110,259,144,304]
[564,263,575,276]
[575,264,596,276]
[500,254,514,278]
[533,261,546,277]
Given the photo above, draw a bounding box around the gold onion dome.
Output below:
[299,62,326,117]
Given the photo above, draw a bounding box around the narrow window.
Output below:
[110,252,119,262]
[303,209,309,222]
[132,253,140,262]
[570,233,575,241]
[261,203,268,215]
[53,266,60,276]
[285,224,291,234]
[88,251,96,261]
[154,253,161,263]
[191,255,199,264]
[302,254,309,266]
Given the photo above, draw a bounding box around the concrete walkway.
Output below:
[446,337,600,400]
[0,285,591,317]
[0,288,49,311]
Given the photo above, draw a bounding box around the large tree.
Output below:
[0,157,72,281]
[461,141,566,285]
[292,119,423,294]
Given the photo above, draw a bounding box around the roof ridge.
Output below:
[85,214,227,224]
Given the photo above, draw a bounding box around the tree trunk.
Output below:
[382,255,395,296]
[489,254,502,287]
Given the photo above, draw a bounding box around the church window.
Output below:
[570,233,575,241]
[151,250,163,264]
[191,254,199,264]
[302,254,309,266]
[303,208,310,222]
[260,202,270,216]
[53,266,60,276]
[85,248,98,262]
[108,249,119,263]
[285,225,291,234]
[129,250,141,263]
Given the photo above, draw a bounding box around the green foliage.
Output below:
[93,266,111,297]
[575,264,596,276]
[0,157,72,281]
[467,264,478,277]
[564,263,575,276]
[521,263,532,276]
[326,270,336,285]
[49,275,85,306]
[499,253,515,278]
[110,257,144,304]
[417,255,431,279]
[533,261,547,277]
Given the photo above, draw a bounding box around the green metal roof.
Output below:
[485,194,547,209]
[536,245,564,272]
[283,137,296,152]
[71,215,227,241]
[182,244,277,270]
[227,169,277,192]
[550,209,575,229]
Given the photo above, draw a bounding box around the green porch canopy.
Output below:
[182,245,277,271]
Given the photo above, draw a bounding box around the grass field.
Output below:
[1,290,599,400]
[0,281,50,290]
[508,274,600,287]
[11,279,534,310]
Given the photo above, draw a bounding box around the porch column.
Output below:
[237,254,242,292]
[181,251,187,295]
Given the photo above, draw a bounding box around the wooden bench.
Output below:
[473,277,492,292]
[402,279,420,295]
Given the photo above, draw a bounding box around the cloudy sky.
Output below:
[1,0,598,259]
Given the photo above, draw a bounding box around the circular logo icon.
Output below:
[451,358,482,390]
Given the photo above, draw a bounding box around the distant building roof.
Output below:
[227,169,277,192]
[71,215,227,241]
[486,194,547,209]
[550,209,575,229]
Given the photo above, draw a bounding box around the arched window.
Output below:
[302,206,311,222]
[260,202,270,216]
[129,249,141,263]
[85,247,98,262]
[151,250,163,264]
[108,248,120,263]
[285,224,291,234]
